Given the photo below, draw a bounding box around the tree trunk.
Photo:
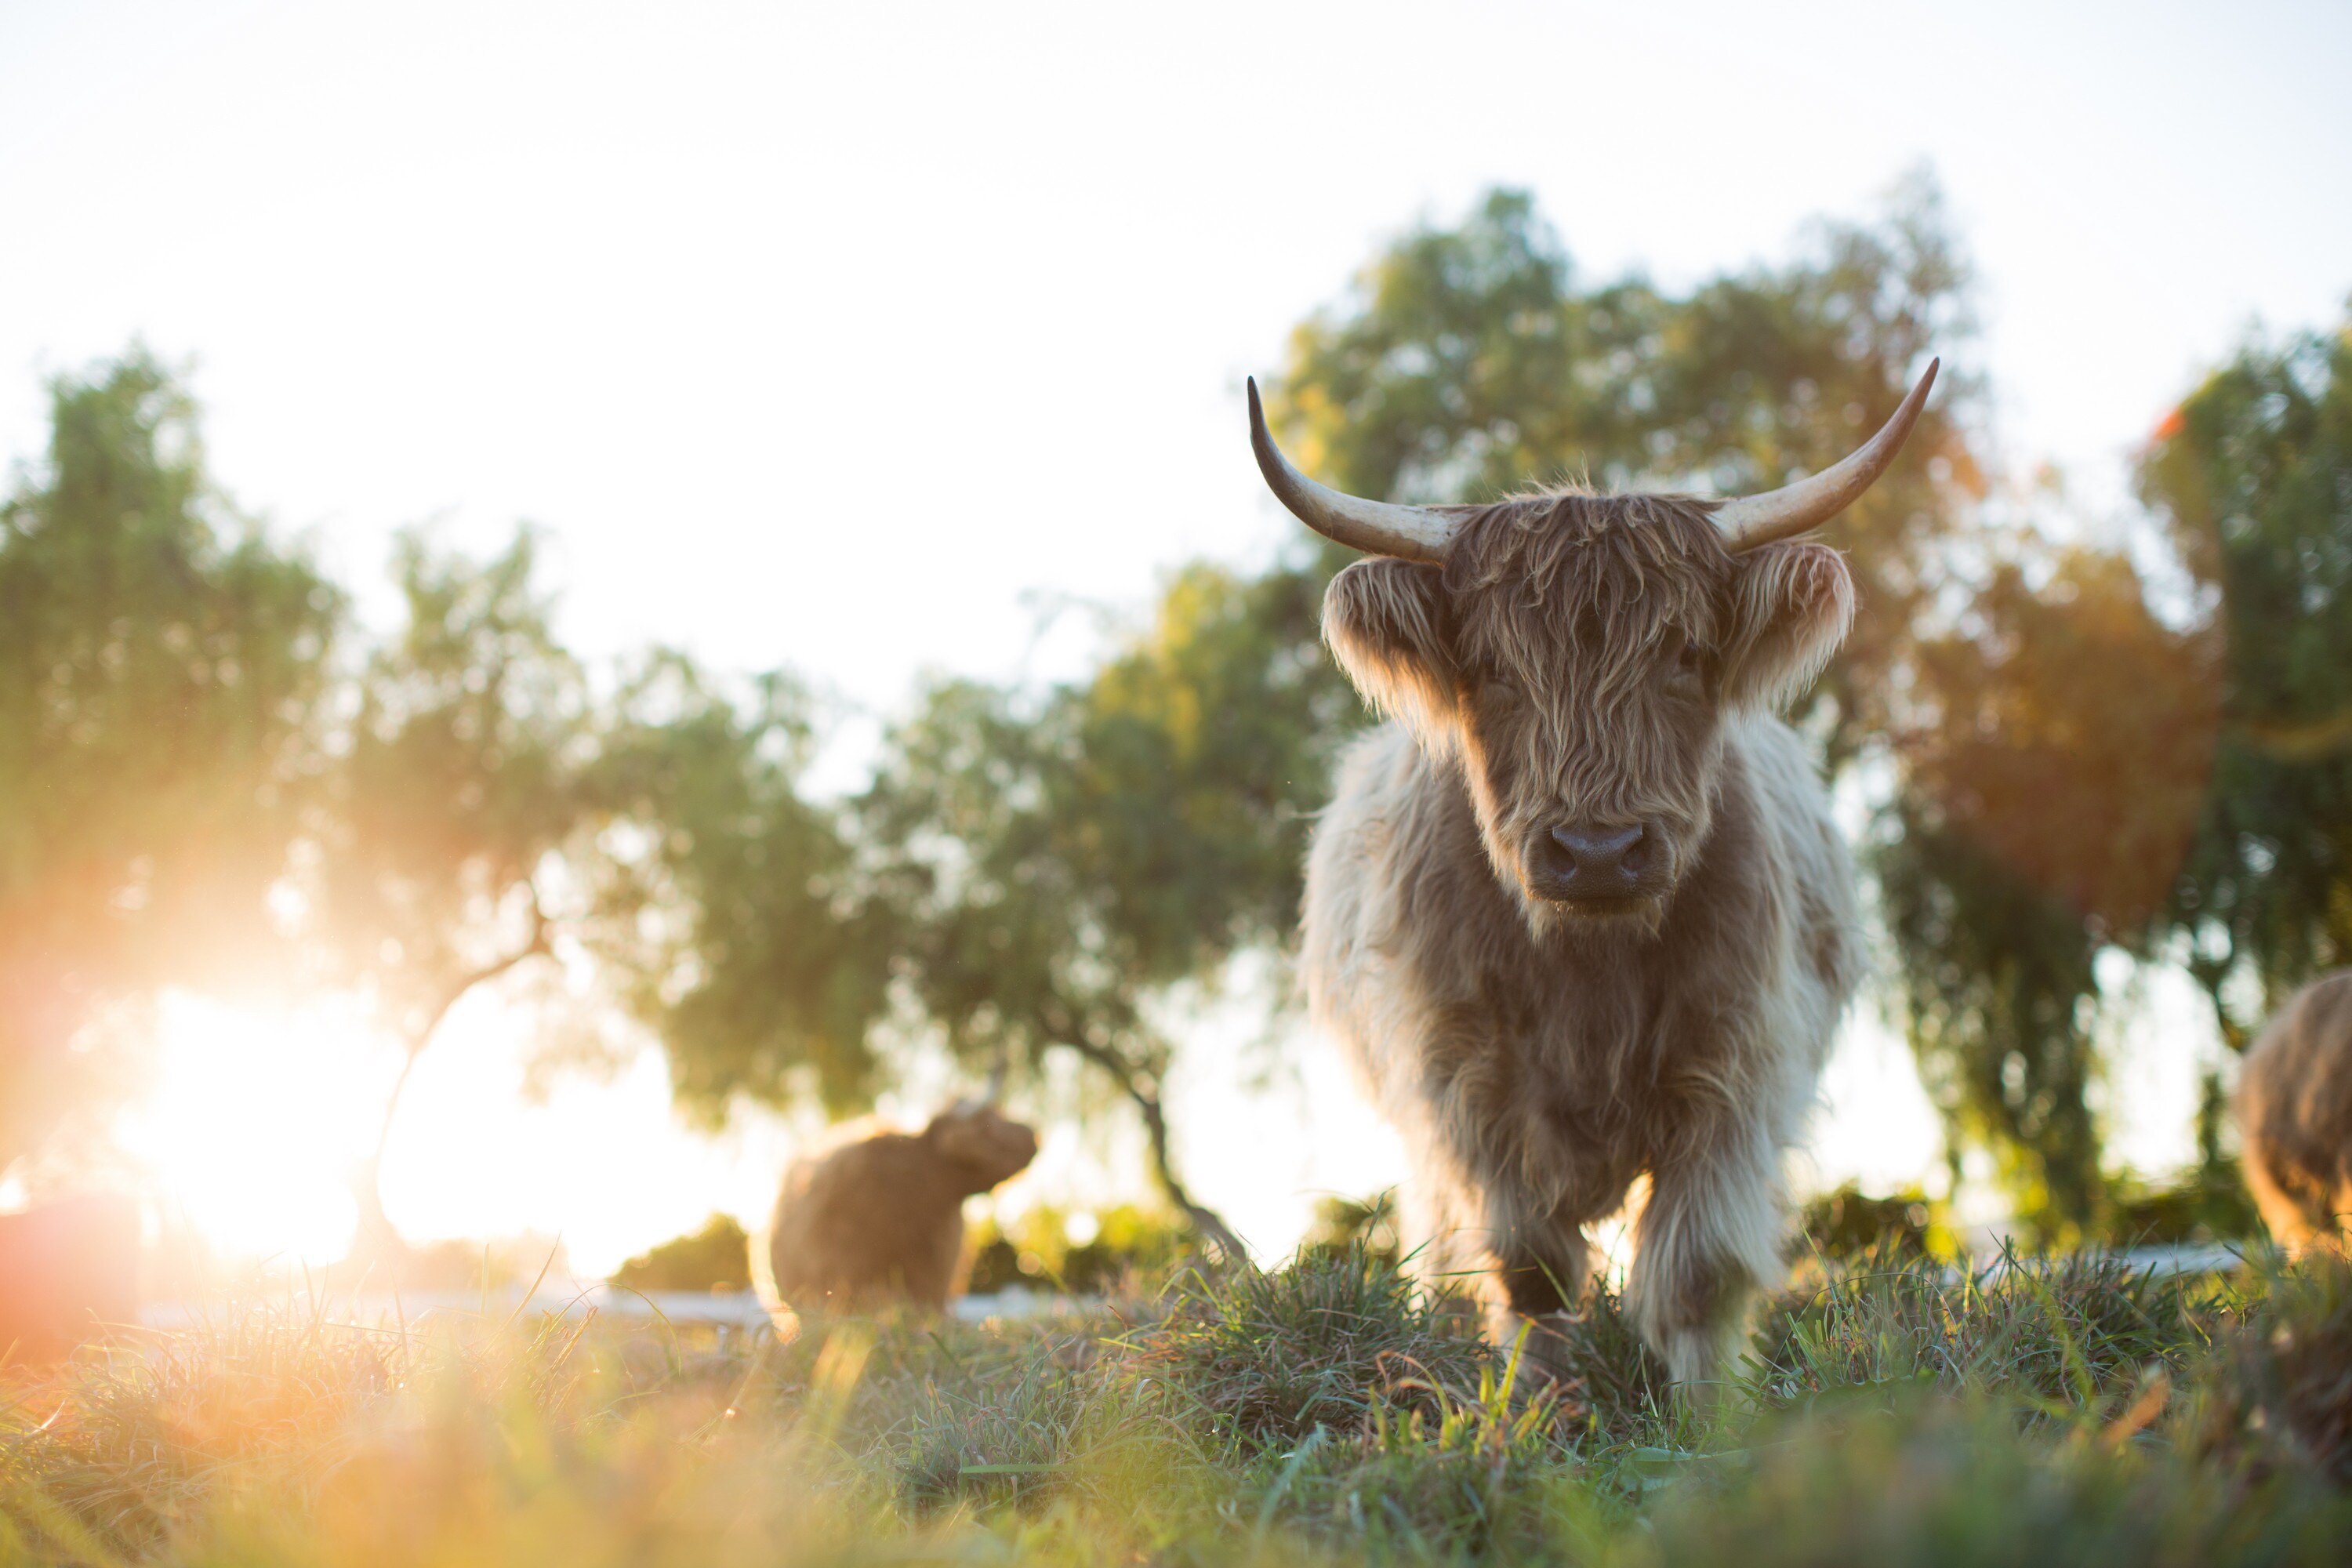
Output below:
[355,897,551,1254]
[1056,1033,1249,1266]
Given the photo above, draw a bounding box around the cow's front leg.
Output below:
[1625,1131,1786,1390]
[1483,1208,1591,1384]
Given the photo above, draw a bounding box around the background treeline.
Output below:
[4,172,2347,1250]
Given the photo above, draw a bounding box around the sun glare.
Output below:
[115,993,398,1266]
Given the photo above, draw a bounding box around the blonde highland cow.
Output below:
[1252,363,1938,1385]
[2238,970,2352,1251]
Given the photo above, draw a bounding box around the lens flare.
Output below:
[115,993,397,1265]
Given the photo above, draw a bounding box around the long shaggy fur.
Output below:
[1304,492,1862,1385]
[2238,971,2352,1250]
[767,1102,1037,1312]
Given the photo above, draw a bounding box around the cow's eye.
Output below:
[1663,631,1707,696]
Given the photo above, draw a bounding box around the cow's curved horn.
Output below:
[1711,359,1939,550]
[1249,378,1463,561]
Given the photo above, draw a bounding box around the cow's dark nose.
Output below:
[1540,822,1653,900]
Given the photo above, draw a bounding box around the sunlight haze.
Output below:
[4,0,2347,1271]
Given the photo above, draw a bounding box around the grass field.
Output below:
[6,1243,2352,1565]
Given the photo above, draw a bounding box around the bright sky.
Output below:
[3,0,2347,1274]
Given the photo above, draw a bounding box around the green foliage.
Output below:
[1798,1183,1933,1260]
[1882,310,2352,1227]
[316,528,585,1040]
[1300,1192,1403,1269]
[964,1203,1189,1295]
[2107,1167,2262,1246]
[862,558,1349,1037]
[589,655,886,1117]
[0,350,339,1164]
[2141,318,2352,1033]
[610,1213,753,1293]
[843,561,1356,1250]
[1878,548,2223,1236]
[1879,811,2109,1234]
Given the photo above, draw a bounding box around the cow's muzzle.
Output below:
[1526,820,1672,909]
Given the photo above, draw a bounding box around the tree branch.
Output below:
[1053,1029,1249,1267]
[358,885,554,1243]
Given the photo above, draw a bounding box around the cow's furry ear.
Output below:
[1323,558,1459,744]
[1721,542,1854,711]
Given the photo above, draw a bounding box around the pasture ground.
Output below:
[5,1244,2352,1565]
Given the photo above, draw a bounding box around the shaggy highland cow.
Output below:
[1253,364,1936,1385]
[2239,970,2352,1250]
[766,1099,1038,1312]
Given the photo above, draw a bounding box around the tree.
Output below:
[585,654,887,1119]
[1878,550,2220,1232]
[846,564,1353,1257]
[1876,311,2352,1232]
[310,528,588,1245]
[0,351,339,1171]
[2141,318,2352,1042]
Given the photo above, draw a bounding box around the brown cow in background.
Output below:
[0,1193,140,1364]
[766,1099,1037,1314]
[2239,971,2352,1250]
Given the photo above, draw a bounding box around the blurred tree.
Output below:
[311,528,588,1243]
[0,351,339,1170]
[2132,314,2352,1196]
[2141,318,2352,1044]
[848,563,1352,1258]
[584,653,887,1119]
[1878,550,2222,1234]
[565,568,1343,1259]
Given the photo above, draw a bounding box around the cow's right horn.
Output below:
[1249,378,1466,561]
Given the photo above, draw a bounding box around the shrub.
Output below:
[611,1214,753,1293]
[964,1203,1189,1295]
[1797,1182,1933,1259]
[1124,1244,1489,1451]
[1300,1192,1403,1269]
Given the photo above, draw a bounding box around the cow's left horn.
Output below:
[1249,378,1465,561]
[1711,359,1939,550]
